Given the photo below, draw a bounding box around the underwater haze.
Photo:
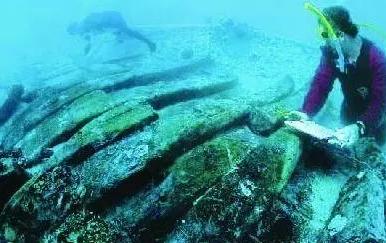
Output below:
[1,0,386,242]
[1,1,385,82]
[1,0,385,83]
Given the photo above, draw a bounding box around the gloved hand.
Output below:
[284,111,310,121]
[329,124,360,147]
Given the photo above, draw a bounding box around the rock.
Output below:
[15,90,115,163]
[259,137,386,243]
[76,98,250,206]
[0,57,214,151]
[353,137,385,170]
[0,85,25,127]
[45,211,117,243]
[253,168,348,243]
[0,60,241,242]
[167,128,301,242]
[20,90,39,103]
[318,170,386,242]
[101,57,214,92]
[256,129,303,194]
[29,102,157,175]
[104,128,261,241]
[0,103,156,240]
[247,104,283,136]
[147,74,238,110]
[1,165,84,242]
[0,98,249,240]
[0,84,95,150]
[3,225,16,242]
[253,172,314,243]
[0,157,29,209]
[15,67,237,169]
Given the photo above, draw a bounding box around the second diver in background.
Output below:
[67,11,157,55]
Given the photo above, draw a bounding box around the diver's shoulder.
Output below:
[361,36,383,52]
[361,36,373,47]
[362,36,386,64]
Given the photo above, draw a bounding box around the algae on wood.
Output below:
[167,128,302,242]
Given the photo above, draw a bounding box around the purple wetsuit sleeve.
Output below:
[301,52,336,117]
[359,45,386,133]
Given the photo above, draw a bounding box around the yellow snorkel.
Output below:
[304,2,346,73]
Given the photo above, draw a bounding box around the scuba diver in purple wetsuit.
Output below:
[291,6,386,146]
[67,11,156,55]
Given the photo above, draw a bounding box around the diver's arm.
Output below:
[358,45,386,134]
[124,28,156,52]
[301,52,337,117]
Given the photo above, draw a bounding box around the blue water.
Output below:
[0,0,385,101]
[1,1,386,241]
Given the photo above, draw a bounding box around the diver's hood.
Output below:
[304,2,346,73]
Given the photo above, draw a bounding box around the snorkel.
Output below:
[304,2,346,73]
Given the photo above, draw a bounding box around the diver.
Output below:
[67,11,156,55]
[290,5,386,146]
